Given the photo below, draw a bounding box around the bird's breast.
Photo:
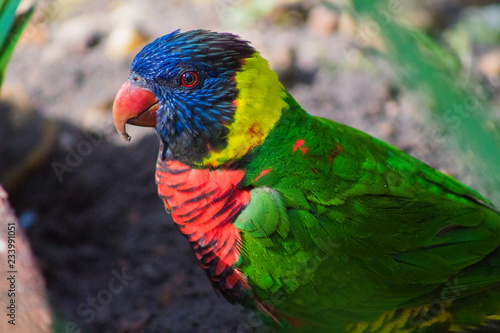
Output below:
[155,157,252,303]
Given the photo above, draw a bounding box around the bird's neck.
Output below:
[155,157,252,303]
[196,53,290,167]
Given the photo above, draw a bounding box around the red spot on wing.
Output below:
[293,139,308,154]
[293,139,305,152]
[252,168,272,183]
[311,168,317,174]
[330,143,342,162]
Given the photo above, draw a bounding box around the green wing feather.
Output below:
[235,91,500,332]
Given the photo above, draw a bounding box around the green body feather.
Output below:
[234,91,500,332]
[120,30,500,332]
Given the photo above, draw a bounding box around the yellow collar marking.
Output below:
[200,53,288,167]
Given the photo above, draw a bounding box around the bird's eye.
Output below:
[180,71,199,88]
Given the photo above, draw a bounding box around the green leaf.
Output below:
[0,0,21,51]
[0,0,34,87]
[350,0,500,205]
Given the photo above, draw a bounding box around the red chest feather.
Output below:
[155,158,251,303]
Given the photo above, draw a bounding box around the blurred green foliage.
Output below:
[460,4,500,46]
[350,0,500,204]
[0,0,34,88]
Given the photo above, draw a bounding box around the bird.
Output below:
[112,29,500,332]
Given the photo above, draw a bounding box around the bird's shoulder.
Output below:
[234,103,500,318]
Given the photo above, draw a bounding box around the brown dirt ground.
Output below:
[1,0,499,332]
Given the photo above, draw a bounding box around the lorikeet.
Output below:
[112,30,500,332]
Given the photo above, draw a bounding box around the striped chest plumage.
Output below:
[155,156,252,303]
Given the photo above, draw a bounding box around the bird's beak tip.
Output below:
[112,80,158,142]
[120,131,132,142]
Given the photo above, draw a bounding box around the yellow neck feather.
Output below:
[198,53,288,167]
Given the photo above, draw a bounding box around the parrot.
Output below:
[112,29,500,332]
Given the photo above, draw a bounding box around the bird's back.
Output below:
[234,93,500,332]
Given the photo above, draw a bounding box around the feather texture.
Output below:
[117,30,500,332]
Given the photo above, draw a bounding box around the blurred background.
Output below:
[1,0,500,332]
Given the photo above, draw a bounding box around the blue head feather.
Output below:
[129,30,255,163]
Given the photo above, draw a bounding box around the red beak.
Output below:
[112,80,159,141]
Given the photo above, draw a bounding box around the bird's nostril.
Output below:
[129,73,141,82]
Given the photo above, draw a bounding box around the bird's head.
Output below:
[113,29,288,167]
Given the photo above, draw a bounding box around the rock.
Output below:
[0,186,53,333]
[19,22,49,45]
[108,1,148,26]
[307,5,339,36]
[270,44,294,71]
[479,49,500,78]
[402,5,435,30]
[384,100,400,118]
[269,2,309,27]
[0,82,32,123]
[80,101,114,132]
[338,13,356,39]
[41,43,66,64]
[105,22,150,60]
[377,121,395,137]
[52,14,106,54]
